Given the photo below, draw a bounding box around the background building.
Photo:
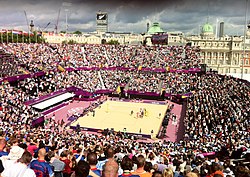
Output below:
[42,14,250,80]
[185,20,250,80]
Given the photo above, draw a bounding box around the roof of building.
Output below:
[202,22,214,34]
[147,22,164,34]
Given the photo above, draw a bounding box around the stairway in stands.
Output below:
[0,50,19,77]
[97,71,106,89]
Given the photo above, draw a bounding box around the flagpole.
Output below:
[29,31,30,43]
[11,29,13,43]
[22,31,24,43]
[241,0,248,79]
[6,30,8,43]
[0,30,2,43]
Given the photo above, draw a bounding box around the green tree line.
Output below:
[0,32,45,43]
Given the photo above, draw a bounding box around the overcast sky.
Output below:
[0,0,249,35]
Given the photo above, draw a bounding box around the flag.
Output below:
[19,68,29,74]
[160,88,165,95]
[12,30,22,35]
[116,86,121,94]
[0,29,7,33]
[181,95,188,99]
[57,65,65,72]
[48,32,54,36]
[37,31,42,36]
[23,31,29,36]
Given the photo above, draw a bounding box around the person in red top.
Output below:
[26,137,38,156]
[60,150,73,177]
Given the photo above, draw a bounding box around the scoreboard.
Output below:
[96,12,108,24]
[151,33,168,45]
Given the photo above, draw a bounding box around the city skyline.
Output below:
[0,0,249,35]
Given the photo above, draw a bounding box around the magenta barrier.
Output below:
[32,116,44,127]
[1,66,200,84]
[63,66,201,73]
[126,90,160,97]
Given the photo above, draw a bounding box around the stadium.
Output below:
[0,42,249,177]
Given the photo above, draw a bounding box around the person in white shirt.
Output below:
[1,151,36,177]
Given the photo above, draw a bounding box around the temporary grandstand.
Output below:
[0,43,249,171]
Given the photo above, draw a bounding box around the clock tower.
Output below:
[96,11,108,33]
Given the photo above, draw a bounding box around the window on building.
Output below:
[207,59,211,64]
[246,59,249,65]
[234,69,237,73]
[245,69,248,74]
[225,69,229,73]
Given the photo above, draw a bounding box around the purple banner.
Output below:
[32,116,44,127]
[1,67,201,83]
[126,90,160,97]
[95,89,113,94]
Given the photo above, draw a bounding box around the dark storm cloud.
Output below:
[0,0,248,35]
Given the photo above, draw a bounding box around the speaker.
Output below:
[200,64,207,73]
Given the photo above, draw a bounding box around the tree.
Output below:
[106,39,119,45]
[101,39,107,44]
[0,31,45,43]
[73,30,82,35]
[62,39,77,44]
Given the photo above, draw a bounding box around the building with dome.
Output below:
[186,20,250,80]
[144,22,185,45]
[147,22,164,35]
[201,22,214,37]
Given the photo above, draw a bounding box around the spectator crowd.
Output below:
[0,43,249,177]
